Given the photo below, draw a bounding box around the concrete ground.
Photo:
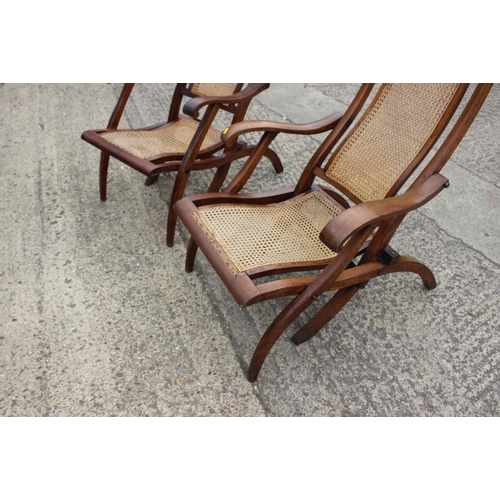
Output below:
[1,83,499,417]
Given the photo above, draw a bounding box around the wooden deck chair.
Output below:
[174,83,493,382]
[81,83,283,246]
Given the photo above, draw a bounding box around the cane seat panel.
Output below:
[100,117,222,160]
[195,191,342,273]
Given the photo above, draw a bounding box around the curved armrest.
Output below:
[221,112,344,148]
[320,174,449,252]
[183,83,270,118]
[177,186,296,209]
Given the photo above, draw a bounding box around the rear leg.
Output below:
[99,152,110,201]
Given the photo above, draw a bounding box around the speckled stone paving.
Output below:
[1,83,499,416]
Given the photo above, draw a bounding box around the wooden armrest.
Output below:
[221,112,344,148]
[183,83,270,118]
[320,174,449,252]
[175,186,296,209]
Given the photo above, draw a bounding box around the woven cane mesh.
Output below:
[100,118,222,159]
[191,83,238,97]
[325,84,460,202]
[197,191,342,273]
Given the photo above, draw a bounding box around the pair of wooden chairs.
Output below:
[82,83,492,382]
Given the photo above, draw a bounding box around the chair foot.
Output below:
[166,205,176,247]
[99,152,110,201]
[145,174,160,186]
[394,256,437,290]
[416,264,437,290]
[166,230,174,247]
[185,238,199,272]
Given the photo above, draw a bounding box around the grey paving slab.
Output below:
[0,84,265,416]
[1,83,499,417]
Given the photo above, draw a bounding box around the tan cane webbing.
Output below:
[100,117,222,160]
[196,191,341,273]
[191,83,238,97]
[325,84,460,202]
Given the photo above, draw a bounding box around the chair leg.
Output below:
[247,223,379,381]
[291,286,359,345]
[185,237,198,273]
[99,152,110,201]
[207,163,231,193]
[290,256,437,345]
[247,292,316,382]
[379,255,437,290]
[166,209,178,248]
[263,148,284,173]
[166,170,191,247]
[399,257,437,290]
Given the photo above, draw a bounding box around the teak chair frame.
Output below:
[81,83,283,246]
[174,83,493,382]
